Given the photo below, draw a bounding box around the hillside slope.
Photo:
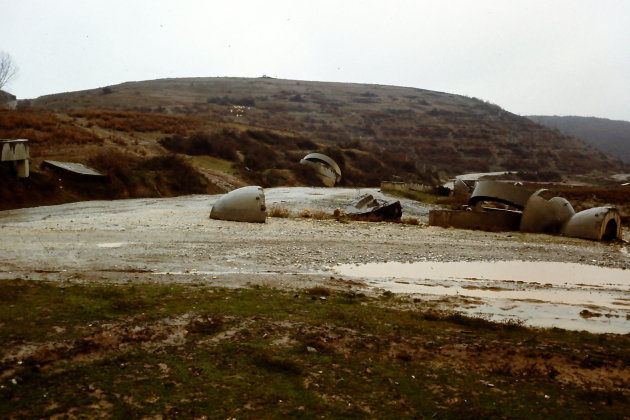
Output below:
[27,77,626,176]
[527,115,630,164]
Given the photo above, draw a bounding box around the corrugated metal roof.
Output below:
[42,160,106,177]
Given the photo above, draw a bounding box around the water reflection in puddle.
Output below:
[96,242,128,248]
[333,261,630,334]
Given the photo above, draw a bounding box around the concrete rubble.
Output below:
[209,186,267,223]
[430,180,623,241]
[343,194,402,220]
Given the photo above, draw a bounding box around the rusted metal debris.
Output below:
[210,186,267,223]
[344,194,402,220]
[429,180,623,241]
[429,207,522,232]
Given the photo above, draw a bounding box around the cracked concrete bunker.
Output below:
[1,139,29,178]
[429,180,622,241]
[299,153,342,187]
[210,186,267,223]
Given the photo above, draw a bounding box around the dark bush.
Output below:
[518,171,562,182]
[88,150,207,197]
[159,131,239,161]
[289,94,306,103]
[322,146,345,170]
[295,138,318,149]
[242,143,279,171]
[143,154,207,194]
[351,153,381,173]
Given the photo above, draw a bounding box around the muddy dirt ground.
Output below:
[1,187,628,327]
[2,187,630,418]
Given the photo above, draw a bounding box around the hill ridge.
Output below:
[24,77,627,176]
[527,115,630,164]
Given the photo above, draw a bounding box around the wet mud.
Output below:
[1,187,628,333]
[334,261,629,333]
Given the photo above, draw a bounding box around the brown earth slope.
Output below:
[27,77,627,176]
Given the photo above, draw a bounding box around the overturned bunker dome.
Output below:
[562,207,622,241]
[520,190,575,234]
[210,186,267,223]
[300,153,342,187]
[429,182,623,241]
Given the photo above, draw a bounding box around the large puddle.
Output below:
[333,261,630,334]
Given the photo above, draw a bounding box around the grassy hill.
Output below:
[28,77,626,175]
[527,115,630,164]
[1,77,627,209]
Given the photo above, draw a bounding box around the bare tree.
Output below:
[0,51,18,90]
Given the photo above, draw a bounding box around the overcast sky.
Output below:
[1,0,629,121]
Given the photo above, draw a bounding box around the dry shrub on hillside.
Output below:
[345,214,390,223]
[88,149,207,198]
[160,131,239,161]
[160,129,318,176]
[0,109,102,145]
[144,154,207,193]
[0,109,57,131]
[458,158,490,172]
[518,171,562,182]
[299,209,331,220]
[70,110,200,135]
[436,194,470,208]
[268,207,291,218]
[400,217,420,225]
[554,150,602,173]
[243,129,318,150]
[551,187,630,206]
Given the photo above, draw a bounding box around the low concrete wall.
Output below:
[380,181,432,193]
[429,208,522,232]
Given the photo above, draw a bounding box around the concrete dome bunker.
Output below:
[429,181,623,241]
[299,153,342,187]
[209,186,267,223]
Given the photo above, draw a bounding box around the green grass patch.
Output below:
[383,188,443,204]
[190,155,237,175]
[1,279,628,418]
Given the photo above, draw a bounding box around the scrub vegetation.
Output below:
[549,186,630,224]
[28,77,628,176]
[1,280,628,418]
